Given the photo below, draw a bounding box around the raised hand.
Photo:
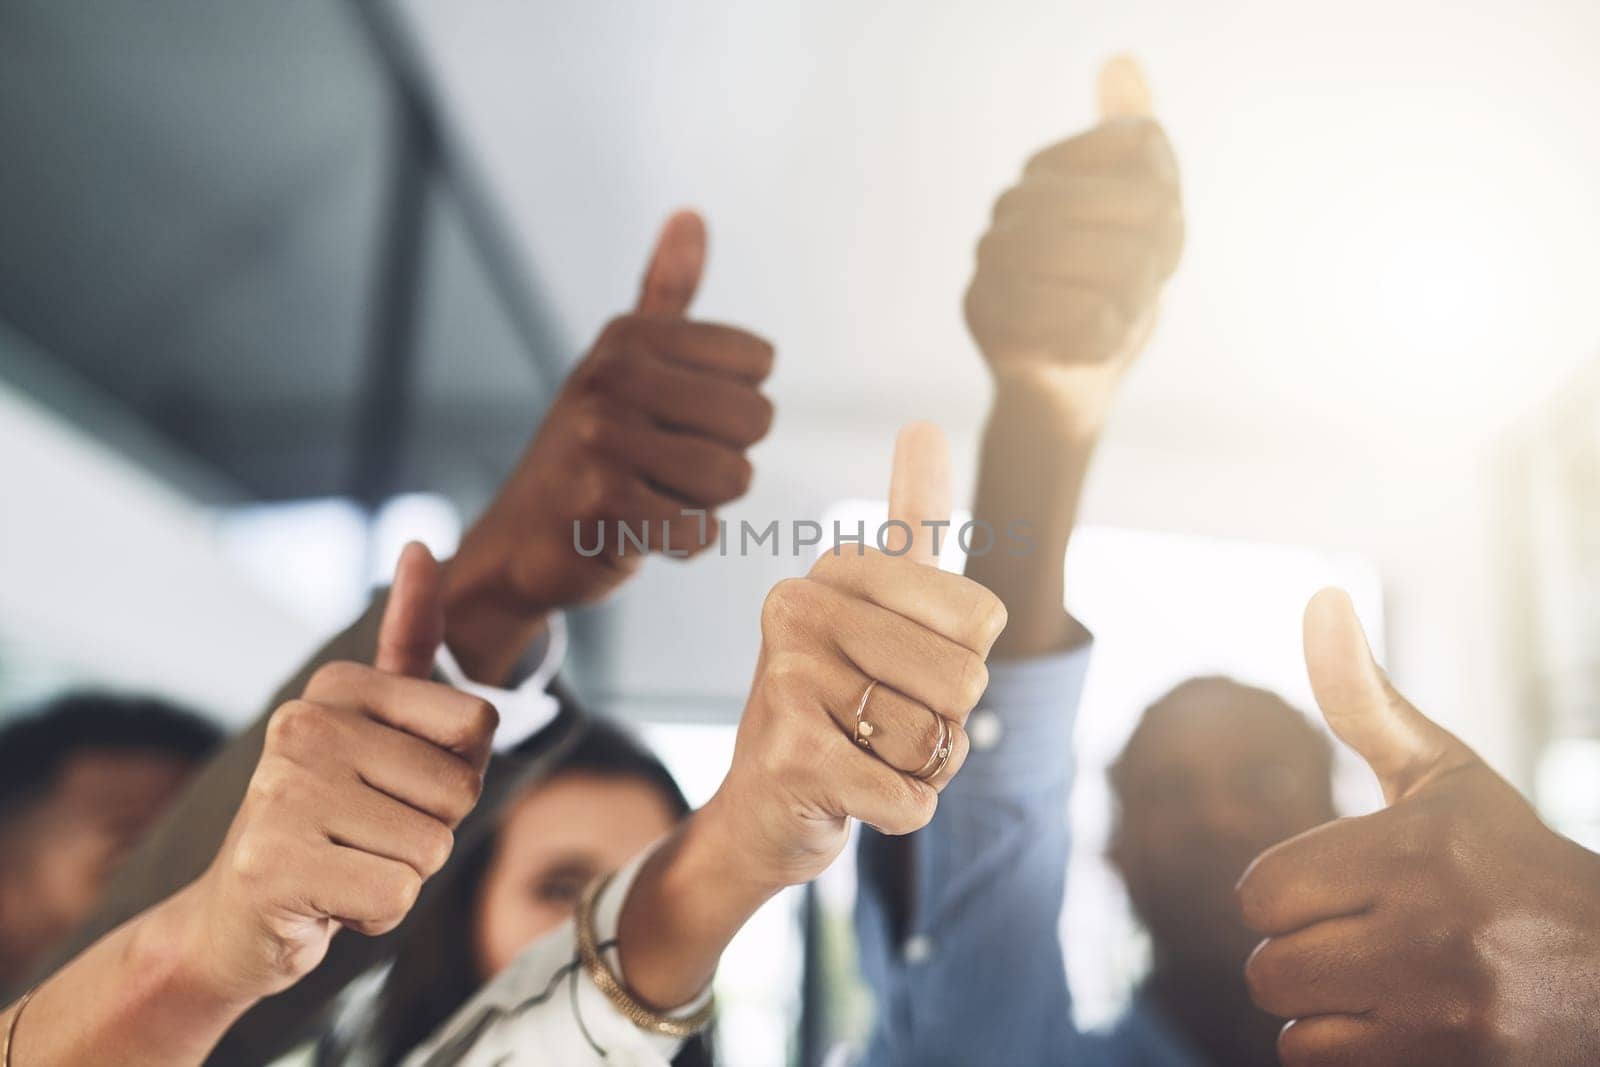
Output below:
[184,544,499,1003]
[613,423,1006,1012]
[1236,589,1600,1066]
[964,55,1183,410]
[703,422,1004,887]
[442,211,776,682]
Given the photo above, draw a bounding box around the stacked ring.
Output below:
[853,680,879,749]
[911,712,954,781]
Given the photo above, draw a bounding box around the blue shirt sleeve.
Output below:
[855,645,1090,1067]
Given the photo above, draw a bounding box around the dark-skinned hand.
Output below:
[1237,589,1600,1066]
[442,211,776,682]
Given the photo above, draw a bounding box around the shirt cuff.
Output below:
[435,613,568,752]
[950,642,1092,796]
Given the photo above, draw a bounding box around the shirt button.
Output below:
[968,709,1003,751]
[903,935,935,964]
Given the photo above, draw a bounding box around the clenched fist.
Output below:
[1237,590,1600,1066]
[443,212,775,683]
[181,545,498,1003]
[701,423,1006,888]
[964,56,1183,402]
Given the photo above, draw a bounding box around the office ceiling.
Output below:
[2,0,1598,513]
[0,0,562,505]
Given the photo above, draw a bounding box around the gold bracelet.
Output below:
[575,873,716,1040]
[3,985,38,1067]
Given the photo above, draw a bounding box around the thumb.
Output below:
[1096,53,1154,120]
[636,209,707,317]
[886,421,952,568]
[1303,587,1474,804]
[375,541,445,678]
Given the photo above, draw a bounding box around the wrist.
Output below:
[115,886,260,1052]
[988,366,1117,440]
[614,806,779,1011]
[687,790,792,901]
[439,548,551,685]
[148,882,267,1014]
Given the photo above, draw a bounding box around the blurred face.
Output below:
[1110,690,1336,972]
[0,749,195,978]
[471,772,680,979]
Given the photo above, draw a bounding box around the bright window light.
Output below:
[213,494,463,634]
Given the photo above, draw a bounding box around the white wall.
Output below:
[0,376,319,722]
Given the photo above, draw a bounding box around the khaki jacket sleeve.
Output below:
[18,592,580,1065]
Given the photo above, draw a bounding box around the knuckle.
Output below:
[889,783,939,835]
[806,546,847,581]
[975,229,1007,270]
[761,579,811,641]
[462,696,500,744]
[306,660,365,699]
[420,823,455,876]
[266,698,331,753]
[595,314,635,352]
[761,651,812,709]
[716,453,754,501]
[952,650,990,712]
[573,405,611,449]
[961,583,1008,652]
[380,869,423,924]
[738,392,775,444]
[1242,941,1282,1007]
[990,183,1024,222]
[248,757,297,808]
[750,336,777,377]
[1276,1022,1313,1067]
[1235,866,1276,933]
[229,834,274,887]
[441,760,485,819]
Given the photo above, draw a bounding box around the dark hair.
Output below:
[1109,674,1334,799]
[349,716,711,1067]
[0,690,223,833]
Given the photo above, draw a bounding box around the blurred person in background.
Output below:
[1099,677,1335,1065]
[0,691,221,992]
[329,718,713,1067]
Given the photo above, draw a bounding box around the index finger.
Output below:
[1235,810,1388,937]
[639,318,776,384]
[306,662,499,771]
[809,548,1005,657]
[886,421,951,568]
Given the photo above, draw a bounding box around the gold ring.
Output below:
[853,680,879,749]
[912,712,954,781]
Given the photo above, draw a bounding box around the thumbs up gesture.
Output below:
[699,423,1005,888]
[179,544,499,1003]
[965,56,1183,407]
[1236,590,1600,1066]
[443,211,776,682]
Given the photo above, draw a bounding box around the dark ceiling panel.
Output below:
[0,0,563,504]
